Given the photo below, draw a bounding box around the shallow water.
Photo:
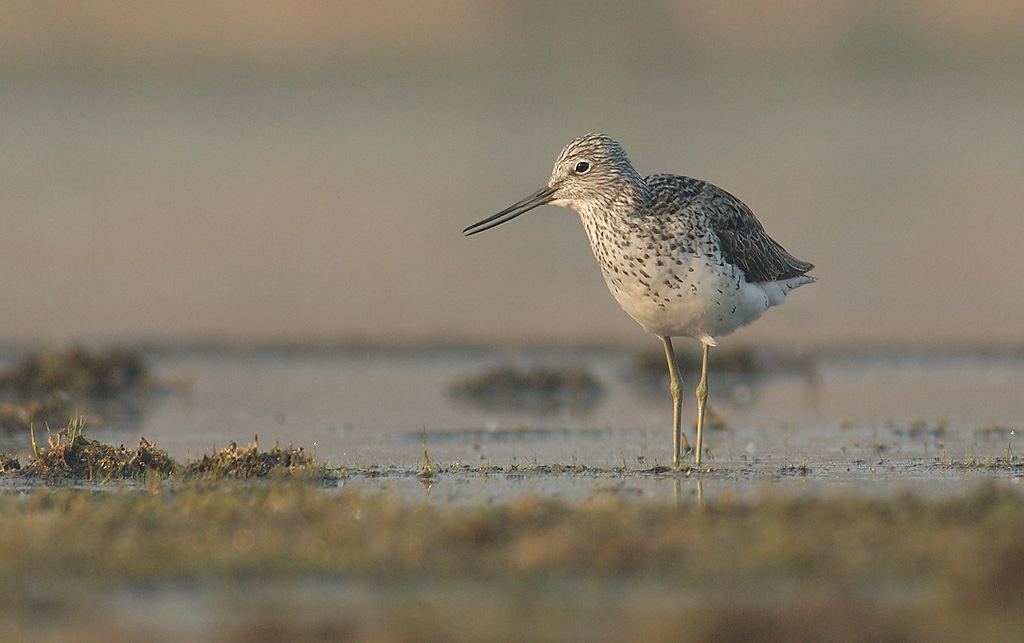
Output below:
[3,347,1020,502]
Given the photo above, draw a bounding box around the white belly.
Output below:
[576,206,813,344]
[598,253,811,344]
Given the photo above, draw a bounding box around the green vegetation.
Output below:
[0,482,1021,641]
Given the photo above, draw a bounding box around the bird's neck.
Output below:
[574,172,650,218]
[615,172,652,213]
[575,174,653,262]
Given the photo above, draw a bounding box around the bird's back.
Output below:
[646,174,814,284]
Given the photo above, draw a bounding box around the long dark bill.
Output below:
[463,186,557,236]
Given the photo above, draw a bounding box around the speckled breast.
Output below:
[579,211,774,344]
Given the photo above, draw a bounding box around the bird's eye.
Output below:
[574,161,591,174]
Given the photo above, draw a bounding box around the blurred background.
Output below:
[1,1,1022,350]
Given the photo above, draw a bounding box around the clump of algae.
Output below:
[4,415,325,482]
[0,452,19,473]
[183,438,324,480]
[448,364,604,412]
[0,345,150,397]
[20,415,176,481]
[0,345,157,434]
[0,397,72,435]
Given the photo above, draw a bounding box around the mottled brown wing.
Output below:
[645,174,814,283]
[699,182,814,283]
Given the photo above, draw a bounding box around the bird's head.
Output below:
[463,133,644,236]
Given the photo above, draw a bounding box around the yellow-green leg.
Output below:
[661,336,691,468]
[694,341,711,468]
